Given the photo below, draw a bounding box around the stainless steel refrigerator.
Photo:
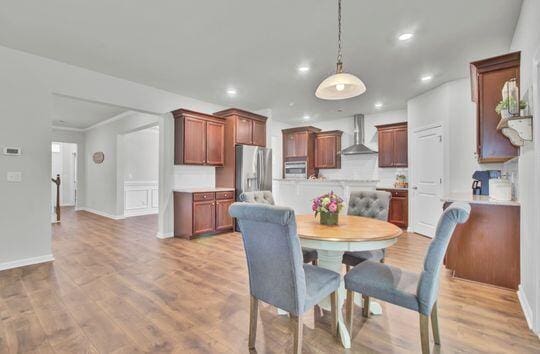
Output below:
[235,145,272,201]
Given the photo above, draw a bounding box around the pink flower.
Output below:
[312,203,318,211]
[328,202,338,213]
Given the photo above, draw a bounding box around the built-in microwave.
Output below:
[284,161,307,179]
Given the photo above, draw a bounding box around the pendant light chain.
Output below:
[337,0,343,73]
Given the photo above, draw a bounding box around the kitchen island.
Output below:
[273,179,378,214]
[441,193,520,289]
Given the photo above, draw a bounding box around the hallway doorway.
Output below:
[51,142,78,222]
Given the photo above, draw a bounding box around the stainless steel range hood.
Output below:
[341,114,377,155]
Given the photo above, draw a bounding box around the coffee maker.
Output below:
[472,170,501,195]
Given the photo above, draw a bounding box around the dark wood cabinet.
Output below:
[252,120,266,147]
[470,52,520,163]
[235,117,253,145]
[193,200,215,234]
[174,190,235,239]
[214,109,268,188]
[173,109,225,166]
[206,121,225,165]
[444,202,520,289]
[375,122,408,168]
[282,126,321,178]
[215,199,234,231]
[314,131,342,169]
[377,188,408,228]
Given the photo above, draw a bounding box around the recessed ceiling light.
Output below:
[298,65,310,73]
[398,33,414,41]
[289,102,295,107]
[421,75,433,82]
[226,88,237,96]
[303,115,311,121]
[374,102,383,109]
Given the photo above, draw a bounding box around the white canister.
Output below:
[489,179,512,201]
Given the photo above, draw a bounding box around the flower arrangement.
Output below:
[312,191,344,225]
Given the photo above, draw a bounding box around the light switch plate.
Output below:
[7,171,22,182]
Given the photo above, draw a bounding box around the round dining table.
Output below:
[296,214,403,348]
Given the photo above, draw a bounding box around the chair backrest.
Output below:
[239,191,275,205]
[347,191,391,221]
[229,202,306,315]
[416,202,471,315]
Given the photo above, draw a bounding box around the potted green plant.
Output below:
[312,191,344,226]
[495,97,527,119]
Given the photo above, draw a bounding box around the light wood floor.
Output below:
[0,208,538,353]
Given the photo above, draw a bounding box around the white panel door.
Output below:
[412,126,443,238]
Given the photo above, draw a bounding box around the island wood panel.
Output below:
[444,202,520,289]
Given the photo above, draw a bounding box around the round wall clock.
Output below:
[93,152,105,164]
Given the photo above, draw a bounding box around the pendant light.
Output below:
[316,0,366,100]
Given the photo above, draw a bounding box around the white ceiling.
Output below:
[0,0,522,123]
[52,95,127,129]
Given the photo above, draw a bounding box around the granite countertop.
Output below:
[173,187,235,193]
[273,178,379,184]
[376,185,409,191]
[441,193,520,206]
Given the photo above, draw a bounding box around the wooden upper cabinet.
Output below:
[314,131,343,169]
[393,125,408,167]
[172,109,225,166]
[206,121,225,165]
[214,108,268,147]
[294,132,308,157]
[470,52,520,163]
[252,120,266,147]
[182,117,206,165]
[235,117,253,144]
[376,122,408,168]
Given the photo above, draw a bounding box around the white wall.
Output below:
[311,110,408,187]
[0,44,226,268]
[123,127,159,182]
[509,0,540,335]
[408,79,503,196]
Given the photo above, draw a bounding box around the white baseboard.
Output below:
[518,285,538,335]
[156,231,174,239]
[407,227,413,233]
[125,209,159,218]
[0,254,54,272]
[77,207,125,220]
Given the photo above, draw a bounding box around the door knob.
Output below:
[412,186,418,190]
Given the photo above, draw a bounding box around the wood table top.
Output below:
[296,214,403,242]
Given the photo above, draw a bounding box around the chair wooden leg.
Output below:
[330,291,338,339]
[362,295,370,318]
[291,315,303,354]
[345,290,354,335]
[312,259,318,266]
[249,295,258,350]
[431,302,441,345]
[346,265,351,272]
[419,313,430,354]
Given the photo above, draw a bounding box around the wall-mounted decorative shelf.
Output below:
[497,115,533,147]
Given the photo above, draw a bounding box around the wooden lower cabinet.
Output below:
[444,202,520,289]
[377,188,408,228]
[174,190,234,239]
[215,199,234,231]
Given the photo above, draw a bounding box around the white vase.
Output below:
[501,109,512,119]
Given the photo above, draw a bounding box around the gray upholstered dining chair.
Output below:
[239,191,319,265]
[229,203,340,353]
[344,202,471,354]
[342,190,392,270]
